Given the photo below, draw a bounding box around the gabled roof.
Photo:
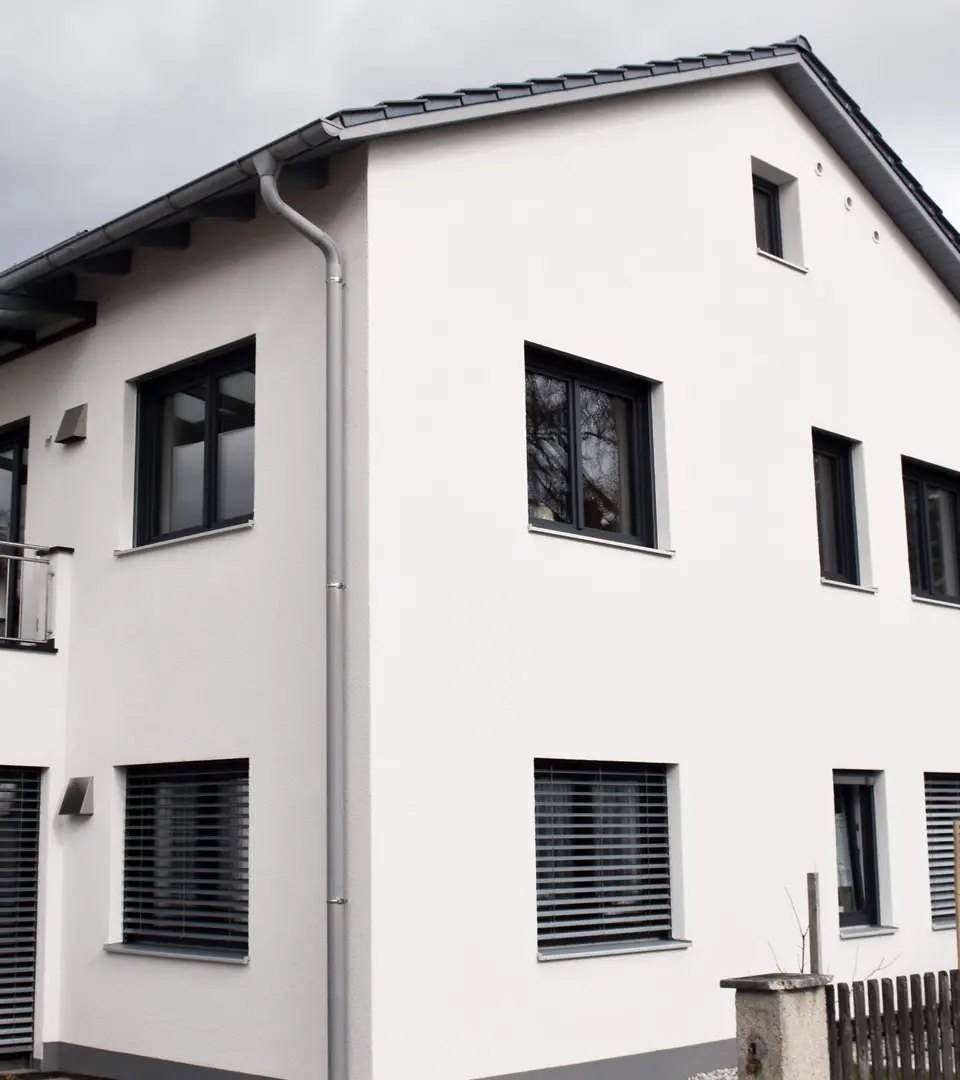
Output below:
[0,36,957,366]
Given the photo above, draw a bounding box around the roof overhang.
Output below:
[2,39,958,365]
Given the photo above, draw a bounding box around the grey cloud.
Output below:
[1,0,959,267]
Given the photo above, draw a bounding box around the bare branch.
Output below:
[784,887,809,974]
[768,942,785,974]
[861,954,899,981]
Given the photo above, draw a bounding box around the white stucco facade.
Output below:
[1,62,960,1080]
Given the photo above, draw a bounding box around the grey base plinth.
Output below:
[720,974,832,1080]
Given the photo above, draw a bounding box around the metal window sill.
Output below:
[839,925,898,940]
[104,942,249,965]
[821,578,878,594]
[0,638,57,653]
[911,594,960,610]
[527,525,675,557]
[538,938,691,962]
[756,248,808,273]
[114,519,254,558]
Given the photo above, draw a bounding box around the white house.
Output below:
[2,33,960,1080]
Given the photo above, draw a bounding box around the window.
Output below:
[753,175,782,258]
[534,759,673,956]
[833,772,880,928]
[924,773,960,927]
[525,345,655,546]
[902,458,960,602]
[136,342,255,545]
[123,759,249,957]
[812,431,858,583]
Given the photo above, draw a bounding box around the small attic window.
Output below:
[753,177,782,258]
[751,157,805,269]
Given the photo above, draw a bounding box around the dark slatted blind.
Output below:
[0,767,41,1055]
[925,772,960,926]
[124,759,249,956]
[535,759,671,953]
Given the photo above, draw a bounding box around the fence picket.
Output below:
[928,972,943,1080]
[868,980,886,1080]
[941,972,956,1080]
[839,982,854,1080]
[898,975,914,1080]
[913,975,927,1080]
[827,984,840,1080]
[951,971,960,1078]
[853,982,870,1080]
[882,979,898,1080]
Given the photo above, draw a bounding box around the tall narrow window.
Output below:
[812,431,858,584]
[525,345,656,546]
[122,759,249,957]
[902,458,960,602]
[753,176,782,258]
[924,773,960,927]
[136,341,255,546]
[833,772,880,928]
[534,759,674,957]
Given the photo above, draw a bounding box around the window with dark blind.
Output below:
[534,759,673,956]
[925,773,960,927]
[123,759,249,957]
[902,458,960,603]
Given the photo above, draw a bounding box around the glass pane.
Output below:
[814,451,840,577]
[927,485,960,597]
[526,373,571,524]
[834,787,858,916]
[160,387,207,534]
[754,185,775,254]
[904,478,923,591]
[217,369,255,522]
[580,386,632,533]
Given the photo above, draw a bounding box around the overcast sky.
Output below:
[1,0,957,270]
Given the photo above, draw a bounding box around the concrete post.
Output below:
[720,974,832,1080]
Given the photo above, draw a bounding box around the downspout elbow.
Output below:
[253,150,343,272]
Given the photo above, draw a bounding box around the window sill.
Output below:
[104,942,249,965]
[0,638,57,654]
[527,525,675,557]
[911,594,960,610]
[114,519,253,558]
[821,578,878,594]
[756,248,808,274]
[839,925,898,940]
[537,938,691,962]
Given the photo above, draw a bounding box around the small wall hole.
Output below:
[873,230,880,243]
[815,162,824,176]
[845,196,854,211]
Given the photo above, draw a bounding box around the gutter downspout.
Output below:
[253,150,348,1080]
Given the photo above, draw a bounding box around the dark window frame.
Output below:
[812,430,859,584]
[122,758,249,958]
[753,175,783,258]
[833,774,880,929]
[534,758,674,955]
[902,457,960,603]
[525,344,656,548]
[135,339,255,547]
[0,423,29,639]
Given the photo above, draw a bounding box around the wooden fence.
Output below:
[827,972,960,1080]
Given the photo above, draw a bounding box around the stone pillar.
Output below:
[719,974,832,1080]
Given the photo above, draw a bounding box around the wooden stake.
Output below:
[954,821,960,971]
[808,871,822,975]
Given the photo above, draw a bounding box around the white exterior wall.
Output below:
[0,149,369,1080]
[364,75,960,1080]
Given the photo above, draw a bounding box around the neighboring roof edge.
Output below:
[3,36,959,308]
[0,118,342,292]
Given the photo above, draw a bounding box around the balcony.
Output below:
[0,543,66,652]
